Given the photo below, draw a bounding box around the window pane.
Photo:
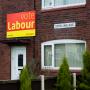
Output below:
[44,45,52,66]
[55,0,64,6]
[67,0,85,4]
[66,43,85,68]
[44,0,53,8]
[54,43,85,68]
[54,44,65,67]
[18,54,23,66]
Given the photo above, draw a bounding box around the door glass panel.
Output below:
[18,54,23,66]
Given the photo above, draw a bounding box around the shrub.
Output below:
[19,65,32,90]
[56,57,72,90]
[79,51,90,90]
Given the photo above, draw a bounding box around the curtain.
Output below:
[44,45,52,66]
[44,0,53,8]
[44,43,85,68]
[67,0,85,4]
[66,43,85,68]
[54,44,65,67]
[54,43,85,68]
[54,0,64,6]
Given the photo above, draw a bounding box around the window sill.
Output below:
[41,4,86,13]
[41,66,82,71]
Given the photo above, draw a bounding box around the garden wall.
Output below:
[0,77,56,90]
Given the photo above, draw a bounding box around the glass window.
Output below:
[54,44,65,67]
[55,0,64,6]
[67,0,86,4]
[66,43,84,68]
[42,0,86,9]
[44,45,52,66]
[55,43,85,68]
[18,54,23,66]
[44,0,54,8]
[41,40,85,70]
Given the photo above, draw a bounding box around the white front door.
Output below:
[11,46,26,80]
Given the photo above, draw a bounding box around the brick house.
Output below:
[0,0,89,80]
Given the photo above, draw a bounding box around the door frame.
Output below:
[11,46,26,80]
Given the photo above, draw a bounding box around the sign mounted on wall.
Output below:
[7,11,36,38]
[54,22,76,29]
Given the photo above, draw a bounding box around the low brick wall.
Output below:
[0,77,56,90]
[0,80,20,90]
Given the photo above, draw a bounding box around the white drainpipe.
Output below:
[73,73,76,90]
[40,75,45,90]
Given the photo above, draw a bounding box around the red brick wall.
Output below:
[0,0,90,79]
[0,43,11,80]
[0,0,35,80]
[35,0,90,75]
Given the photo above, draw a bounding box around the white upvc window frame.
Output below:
[42,0,86,10]
[41,39,86,70]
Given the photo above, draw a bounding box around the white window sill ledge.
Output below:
[41,3,86,12]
